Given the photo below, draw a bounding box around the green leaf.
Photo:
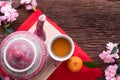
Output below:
[83,61,98,68]
[4,27,14,36]
[111,47,117,54]
[117,43,120,49]
[117,64,120,74]
[4,30,9,36]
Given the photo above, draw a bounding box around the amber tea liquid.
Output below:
[51,38,71,57]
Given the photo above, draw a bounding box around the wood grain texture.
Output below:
[1,0,120,80]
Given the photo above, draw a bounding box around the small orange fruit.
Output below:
[67,56,83,72]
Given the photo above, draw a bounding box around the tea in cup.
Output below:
[48,34,74,61]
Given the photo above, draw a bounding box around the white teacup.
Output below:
[48,34,75,61]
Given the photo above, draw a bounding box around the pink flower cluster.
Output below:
[0,0,38,27]
[99,42,119,63]
[105,64,120,80]
[0,1,19,26]
[20,0,37,10]
[99,42,120,80]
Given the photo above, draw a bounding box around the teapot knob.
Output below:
[11,48,22,59]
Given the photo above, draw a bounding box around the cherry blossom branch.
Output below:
[0,0,38,35]
[99,42,120,80]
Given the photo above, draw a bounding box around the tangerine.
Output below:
[67,56,83,72]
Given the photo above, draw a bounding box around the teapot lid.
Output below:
[4,36,36,72]
[0,31,48,79]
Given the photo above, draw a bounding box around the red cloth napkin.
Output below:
[16,9,102,80]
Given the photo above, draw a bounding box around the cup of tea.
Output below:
[48,34,75,61]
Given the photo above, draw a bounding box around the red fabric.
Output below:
[17,9,103,80]
[0,67,6,78]
[47,44,103,80]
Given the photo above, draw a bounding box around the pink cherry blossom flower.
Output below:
[0,3,19,23]
[1,3,12,13]
[31,0,37,7]
[25,4,32,10]
[0,1,11,7]
[111,53,119,59]
[4,8,19,22]
[106,42,119,54]
[105,64,118,80]
[99,42,119,63]
[99,51,115,63]
[20,0,37,10]
[20,0,31,5]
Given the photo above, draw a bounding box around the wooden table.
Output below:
[1,0,120,80]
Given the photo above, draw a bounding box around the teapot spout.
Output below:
[34,14,46,41]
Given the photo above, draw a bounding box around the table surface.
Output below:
[1,0,120,80]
